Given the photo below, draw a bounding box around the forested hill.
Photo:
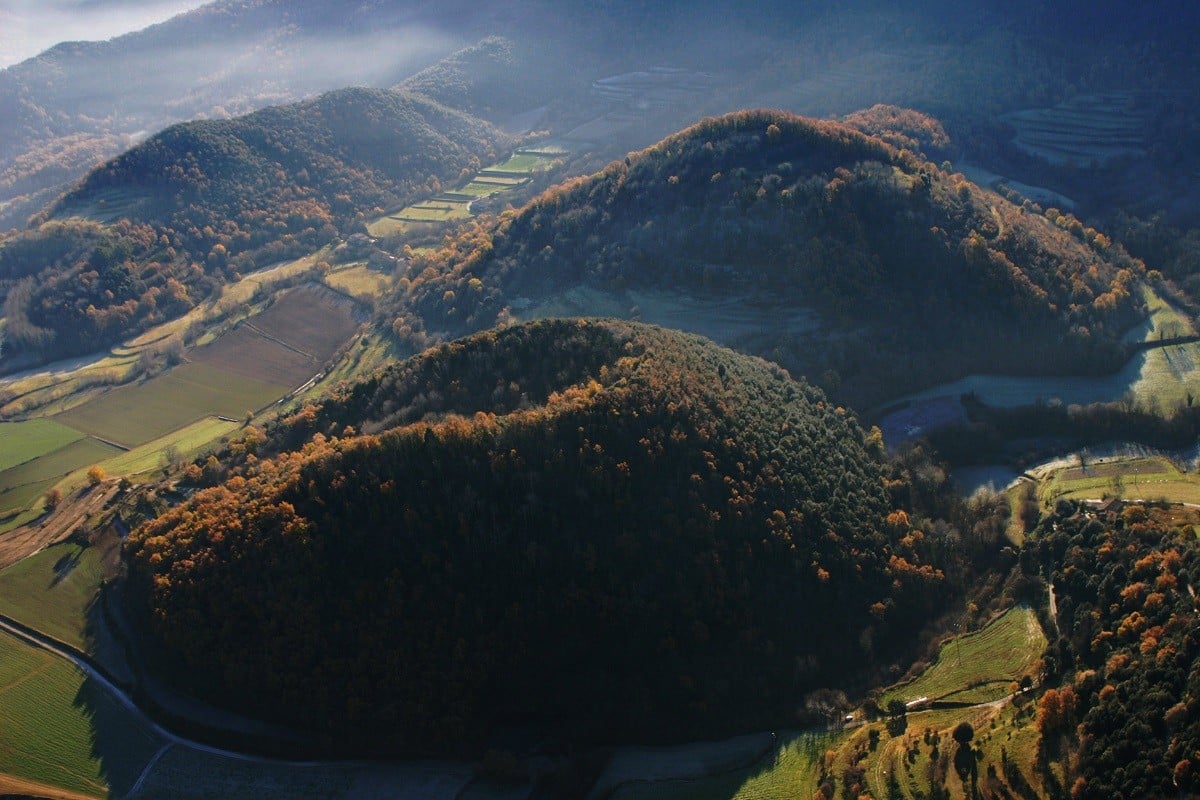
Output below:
[0,88,507,366]
[125,319,949,754]
[50,86,507,245]
[395,109,1148,408]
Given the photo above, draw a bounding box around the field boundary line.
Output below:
[87,434,131,452]
[241,323,314,360]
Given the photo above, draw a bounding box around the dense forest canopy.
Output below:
[390,110,1147,408]
[1027,502,1200,799]
[125,320,954,754]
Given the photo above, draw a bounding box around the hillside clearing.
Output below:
[881,607,1045,707]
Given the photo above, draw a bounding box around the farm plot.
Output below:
[0,630,164,799]
[881,607,1045,707]
[0,420,84,472]
[54,363,285,448]
[56,286,359,447]
[0,540,109,651]
[0,438,120,519]
[233,286,359,368]
[80,417,238,480]
[397,201,472,222]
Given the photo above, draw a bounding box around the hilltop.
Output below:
[0,87,507,366]
[123,319,948,753]
[394,109,1148,408]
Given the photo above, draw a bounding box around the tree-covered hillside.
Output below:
[391,110,1146,408]
[1027,502,1200,799]
[0,88,507,365]
[124,319,949,754]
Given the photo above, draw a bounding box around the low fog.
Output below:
[0,0,207,68]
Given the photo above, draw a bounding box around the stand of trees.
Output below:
[124,320,962,754]
[1028,502,1200,798]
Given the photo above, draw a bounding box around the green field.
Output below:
[0,630,164,798]
[55,363,286,448]
[881,607,1045,707]
[0,541,105,650]
[0,420,84,472]
[89,418,239,480]
[0,438,120,518]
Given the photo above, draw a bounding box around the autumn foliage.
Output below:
[125,320,944,754]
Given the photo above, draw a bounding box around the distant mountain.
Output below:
[394,109,1148,408]
[0,87,508,365]
[125,318,945,753]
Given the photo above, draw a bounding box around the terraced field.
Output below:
[1003,92,1148,168]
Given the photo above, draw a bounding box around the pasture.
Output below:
[895,285,1200,413]
[613,609,1048,800]
[0,630,164,799]
[608,732,831,800]
[880,607,1045,707]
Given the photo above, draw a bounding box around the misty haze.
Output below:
[0,0,207,67]
[0,2,1198,799]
